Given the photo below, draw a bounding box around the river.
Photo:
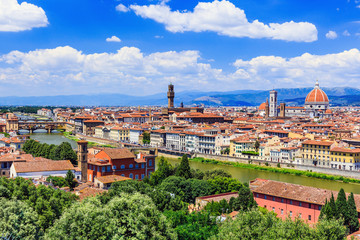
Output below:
[165,157,360,194]
[23,132,360,194]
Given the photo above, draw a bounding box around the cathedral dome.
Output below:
[259,102,266,110]
[305,81,329,104]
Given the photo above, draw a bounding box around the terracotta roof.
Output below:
[302,140,334,146]
[305,82,329,103]
[100,148,135,159]
[13,160,75,173]
[96,175,131,184]
[250,178,360,211]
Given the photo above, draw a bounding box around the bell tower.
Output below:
[167,83,175,108]
[77,140,88,182]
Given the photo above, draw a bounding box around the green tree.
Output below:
[164,210,218,240]
[234,186,257,211]
[203,169,232,180]
[175,154,192,179]
[336,188,349,224]
[0,198,42,239]
[254,140,260,152]
[149,156,174,185]
[142,131,150,144]
[65,170,77,190]
[347,192,359,233]
[59,142,77,165]
[45,193,177,240]
[207,177,243,194]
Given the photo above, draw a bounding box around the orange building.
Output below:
[87,148,155,182]
[250,178,360,224]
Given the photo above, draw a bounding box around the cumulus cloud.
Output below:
[325,30,337,39]
[115,3,129,12]
[106,36,121,42]
[0,46,226,96]
[343,30,351,36]
[233,49,360,89]
[129,0,318,42]
[0,0,48,32]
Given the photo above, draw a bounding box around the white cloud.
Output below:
[325,30,337,39]
[233,49,360,89]
[343,30,351,36]
[2,46,360,96]
[106,36,121,42]
[129,0,318,42]
[0,46,225,96]
[115,3,129,12]
[0,0,48,32]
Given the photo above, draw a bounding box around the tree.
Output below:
[59,142,77,165]
[254,140,260,152]
[164,210,218,240]
[142,131,150,144]
[149,157,174,185]
[347,192,359,233]
[65,170,77,190]
[234,186,257,211]
[175,154,191,179]
[207,177,243,194]
[45,193,177,240]
[336,188,348,224]
[0,198,43,239]
[203,169,232,180]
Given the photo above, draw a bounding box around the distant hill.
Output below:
[1,87,360,106]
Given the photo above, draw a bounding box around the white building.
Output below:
[129,128,144,144]
[10,160,81,180]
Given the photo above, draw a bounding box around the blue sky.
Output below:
[1,0,360,96]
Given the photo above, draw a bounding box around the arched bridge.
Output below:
[17,120,66,133]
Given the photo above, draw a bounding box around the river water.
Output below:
[23,132,360,194]
[166,158,360,194]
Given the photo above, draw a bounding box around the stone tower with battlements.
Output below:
[77,140,88,182]
[167,83,175,108]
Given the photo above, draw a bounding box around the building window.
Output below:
[129,173,133,179]
[318,206,321,210]
[135,175,139,179]
[272,196,275,201]
[135,164,139,169]
[308,215,311,221]
[308,203,311,208]
[290,200,292,205]
[256,193,259,198]
[299,213,302,218]
[149,160,153,167]
[272,207,275,212]
[299,202,302,207]
[281,209,283,215]
[141,174,144,179]
[121,174,125,177]
[129,164,133,168]
[142,163,145,168]
[281,198,284,203]
[107,166,111,172]
[121,165,125,169]
[264,195,267,200]
[290,211,292,217]
[102,167,105,172]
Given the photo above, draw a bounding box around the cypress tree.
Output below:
[336,189,348,223]
[319,199,331,220]
[329,193,339,219]
[347,192,359,233]
[175,154,191,179]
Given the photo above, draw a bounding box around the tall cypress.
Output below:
[336,189,348,224]
[319,199,331,220]
[175,154,191,179]
[329,193,338,219]
[347,192,359,233]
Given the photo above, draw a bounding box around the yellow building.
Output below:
[330,147,360,171]
[230,138,255,157]
[301,140,335,167]
[110,127,130,142]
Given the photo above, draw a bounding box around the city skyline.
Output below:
[1,0,360,96]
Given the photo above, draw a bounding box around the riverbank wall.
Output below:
[74,134,122,148]
[158,152,360,179]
